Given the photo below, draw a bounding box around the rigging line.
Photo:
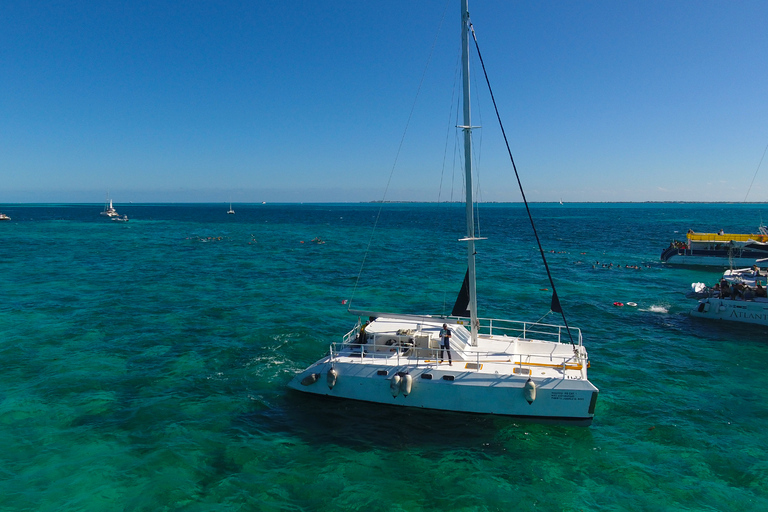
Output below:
[533,310,553,325]
[470,47,484,237]
[452,104,462,203]
[348,1,451,308]
[744,140,768,202]
[439,50,462,204]
[468,20,576,348]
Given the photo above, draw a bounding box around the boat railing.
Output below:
[328,337,586,376]
[331,322,586,374]
[661,245,682,262]
[450,316,583,346]
[688,232,768,243]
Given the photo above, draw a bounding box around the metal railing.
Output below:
[448,316,583,346]
[329,319,587,377]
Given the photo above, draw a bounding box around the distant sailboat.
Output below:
[101,194,119,217]
[227,203,235,214]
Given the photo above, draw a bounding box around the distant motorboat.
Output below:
[0,213,10,221]
[111,215,129,222]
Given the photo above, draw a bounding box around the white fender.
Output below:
[400,374,413,396]
[301,373,320,386]
[390,374,401,397]
[523,378,536,404]
[326,368,338,390]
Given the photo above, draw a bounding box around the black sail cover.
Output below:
[452,269,563,316]
[451,270,470,317]
[550,289,563,313]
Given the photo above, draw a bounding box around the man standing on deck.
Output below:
[439,323,452,366]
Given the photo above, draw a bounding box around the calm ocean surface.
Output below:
[1,202,767,511]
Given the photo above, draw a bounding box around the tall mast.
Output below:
[460,0,478,345]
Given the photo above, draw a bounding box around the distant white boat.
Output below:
[100,195,119,217]
[227,203,235,214]
[0,213,10,221]
[111,214,129,222]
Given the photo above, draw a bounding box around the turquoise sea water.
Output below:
[1,202,768,511]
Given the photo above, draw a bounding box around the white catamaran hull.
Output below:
[664,254,766,267]
[288,359,598,424]
[288,315,598,425]
[691,297,768,326]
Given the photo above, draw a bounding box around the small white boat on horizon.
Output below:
[100,195,119,217]
[0,213,10,221]
[227,203,235,214]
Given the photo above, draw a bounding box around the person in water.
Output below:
[439,323,452,366]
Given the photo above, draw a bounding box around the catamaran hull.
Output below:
[662,252,768,268]
[690,298,768,326]
[288,358,598,425]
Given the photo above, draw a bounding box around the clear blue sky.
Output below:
[2,0,768,203]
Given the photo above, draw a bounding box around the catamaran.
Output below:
[688,263,768,326]
[690,291,768,327]
[100,195,119,217]
[288,0,599,425]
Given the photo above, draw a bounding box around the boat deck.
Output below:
[333,315,588,381]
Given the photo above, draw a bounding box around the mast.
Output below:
[460,0,478,345]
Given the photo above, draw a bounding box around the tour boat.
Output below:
[661,226,768,267]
